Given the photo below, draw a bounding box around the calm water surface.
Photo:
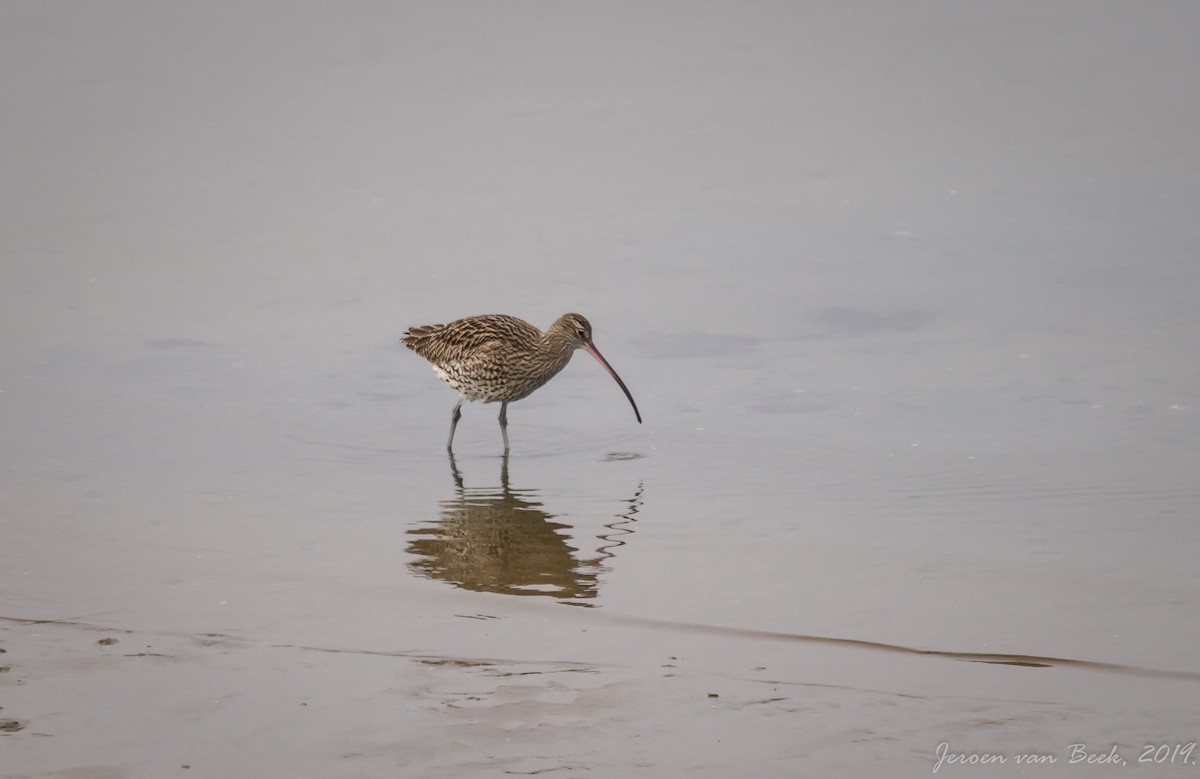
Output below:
[3,3,1199,777]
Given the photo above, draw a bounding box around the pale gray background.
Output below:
[3,3,1198,777]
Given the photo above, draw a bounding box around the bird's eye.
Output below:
[576,328,587,339]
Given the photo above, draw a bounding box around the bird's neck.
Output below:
[537,329,577,374]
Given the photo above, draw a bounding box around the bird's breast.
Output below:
[431,353,568,403]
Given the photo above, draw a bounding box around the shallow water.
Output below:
[3,3,1200,777]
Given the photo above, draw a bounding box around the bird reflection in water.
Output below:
[405,453,643,604]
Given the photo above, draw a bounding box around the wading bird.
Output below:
[401,313,641,452]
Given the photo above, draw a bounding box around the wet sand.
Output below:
[3,3,1200,777]
[4,609,1198,778]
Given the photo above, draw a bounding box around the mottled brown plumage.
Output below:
[401,313,641,451]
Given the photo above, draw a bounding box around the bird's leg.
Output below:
[447,398,463,451]
[498,401,510,453]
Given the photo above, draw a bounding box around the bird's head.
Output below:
[553,312,594,349]
[549,312,641,424]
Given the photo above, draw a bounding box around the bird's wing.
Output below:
[403,315,541,364]
[403,327,503,364]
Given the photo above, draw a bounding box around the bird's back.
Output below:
[402,314,542,365]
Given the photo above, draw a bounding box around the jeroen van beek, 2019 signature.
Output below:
[932,741,1197,773]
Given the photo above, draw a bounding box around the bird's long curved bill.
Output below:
[583,343,642,424]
